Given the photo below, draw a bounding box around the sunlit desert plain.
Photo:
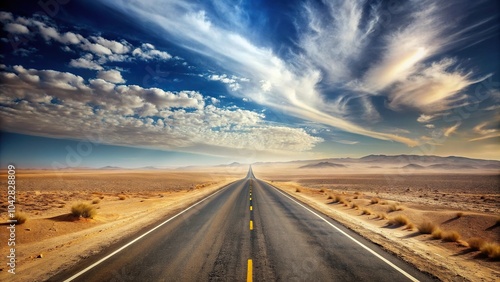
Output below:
[0,157,498,281]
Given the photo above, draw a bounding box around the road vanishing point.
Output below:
[51,167,432,282]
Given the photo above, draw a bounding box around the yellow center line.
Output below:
[249,197,252,201]
[247,259,253,282]
[250,220,253,230]
[250,206,253,211]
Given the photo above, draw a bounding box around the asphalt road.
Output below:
[51,167,432,282]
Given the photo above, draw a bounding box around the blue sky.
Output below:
[0,0,499,168]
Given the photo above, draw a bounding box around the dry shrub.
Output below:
[71,203,96,218]
[480,242,500,259]
[375,213,388,220]
[442,231,461,242]
[467,237,486,251]
[418,221,437,234]
[296,188,301,193]
[388,203,404,212]
[456,212,464,218]
[370,198,380,204]
[352,203,359,210]
[327,195,333,199]
[431,228,443,239]
[319,188,325,193]
[380,201,388,205]
[361,208,372,215]
[118,195,127,200]
[353,195,359,199]
[405,223,415,230]
[388,215,410,226]
[92,198,100,204]
[13,212,28,224]
[333,195,344,203]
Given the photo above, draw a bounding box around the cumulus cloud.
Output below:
[132,43,172,60]
[4,23,29,34]
[0,66,322,155]
[69,54,103,70]
[417,114,436,123]
[208,73,244,91]
[97,69,125,83]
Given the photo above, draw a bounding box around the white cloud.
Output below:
[417,114,435,123]
[208,74,242,91]
[132,43,171,60]
[443,122,461,137]
[425,124,435,129]
[0,66,322,155]
[4,23,29,34]
[469,120,500,141]
[69,54,103,70]
[97,69,125,83]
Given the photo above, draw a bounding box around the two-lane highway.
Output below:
[51,167,431,281]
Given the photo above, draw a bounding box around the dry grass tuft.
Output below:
[319,188,325,193]
[352,203,359,210]
[327,195,333,199]
[467,237,486,251]
[370,197,380,204]
[332,195,344,203]
[13,212,28,224]
[296,188,301,193]
[375,213,388,220]
[388,215,410,227]
[361,208,372,215]
[71,203,96,219]
[405,222,415,230]
[431,228,443,239]
[455,212,464,218]
[418,221,437,234]
[441,231,461,242]
[388,203,404,212]
[92,198,101,204]
[480,242,500,259]
[118,195,127,200]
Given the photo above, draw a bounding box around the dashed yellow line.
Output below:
[249,197,252,201]
[250,220,253,230]
[247,259,253,282]
[250,206,253,211]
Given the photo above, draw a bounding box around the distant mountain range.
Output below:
[282,154,500,170]
[299,162,347,169]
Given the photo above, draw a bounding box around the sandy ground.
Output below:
[251,166,500,281]
[0,168,246,282]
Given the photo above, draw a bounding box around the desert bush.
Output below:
[405,222,415,230]
[370,198,380,204]
[332,195,344,203]
[118,195,127,200]
[467,237,486,251]
[92,198,100,204]
[13,212,28,224]
[418,221,437,234]
[319,188,325,193]
[456,212,464,218]
[352,203,359,210]
[380,200,388,205]
[71,203,96,218]
[375,213,388,220]
[431,228,443,239]
[361,208,372,215]
[442,231,461,242]
[480,242,500,259]
[296,188,301,193]
[388,203,404,212]
[388,215,410,226]
[327,195,333,199]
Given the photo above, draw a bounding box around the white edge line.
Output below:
[63,184,231,282]
[268,183,420,282]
